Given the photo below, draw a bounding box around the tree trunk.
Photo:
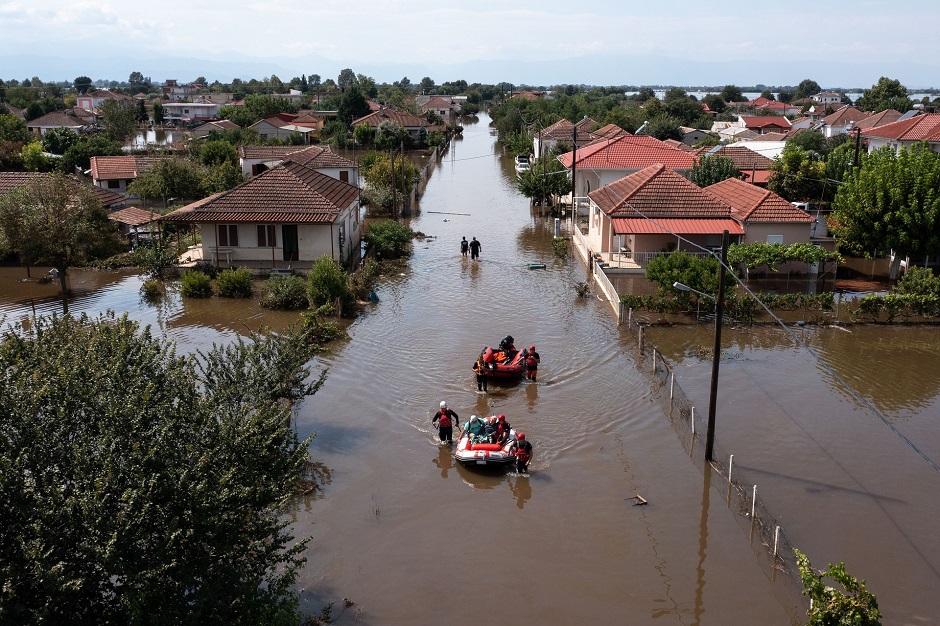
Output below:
[57,267,68,294]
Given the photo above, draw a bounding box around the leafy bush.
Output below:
[307,256,352,312]
[300,312,343,346]
[134,239,181,279]
[552,237,569,258]
[140,278,165,301]
[895,266,940,297]
[261,275,309,310]
[191,260,220,279]
[574,281,590,298]
[795,548,881,625]
[179,270,213,298]
[365,220,413,259]
[349,259,380,301]
[216,267,254,298]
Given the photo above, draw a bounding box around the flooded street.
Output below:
[2,114,939,624]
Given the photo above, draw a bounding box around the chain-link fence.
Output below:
[624,311,807,621]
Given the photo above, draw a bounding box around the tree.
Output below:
[767,144,825,202]
[701,94,726,113]
[0,313,323,624]
[795,549,881,625]
[60,135,124,174]
[337,85,371,125]
[419,76,436,94]
[794,79,821,100]
[855,76,912,113]
[0,173,125,292]
[759,90,775,101]
[73,75,93,94]
[98,98,138,143]
[830,143,940,278]
[41,127,80,155]
[374,120,408,150]
[128,157,208,206]
[645,114,683,141]
[364,219,414,259]
[152,101,164,125]
[309,74,321,103]
[0,114,31,143]
[516,155,570,203]
[128,71,151,92]
[136,99,149,123]
[353,123,375,147]
[199,139,238,167]
[307,255,352,309]
[720,84,745,102]
[21,142,53,172]
[337,68,356,92]
[687,155,741,187]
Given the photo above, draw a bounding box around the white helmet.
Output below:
[440,401,447,408]
[470,415,478,421]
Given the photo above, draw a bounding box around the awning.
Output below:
[611,218,744,236]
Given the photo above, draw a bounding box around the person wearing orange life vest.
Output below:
[472,357,488,392]
[524,345,540,381]
[431,401,459,444]
[510,432,533,473]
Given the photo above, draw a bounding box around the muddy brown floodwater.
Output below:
[2,114,938,625]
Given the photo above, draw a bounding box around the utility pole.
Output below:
[705,229,729,462]
[570,124,577,217]
[390,149,397,218]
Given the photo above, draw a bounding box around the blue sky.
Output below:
[2,0,939,88]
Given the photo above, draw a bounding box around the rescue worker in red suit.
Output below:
[432,400,459,444]
[495,414,512,446]
[510,432,533,473]
[525,345,540,381]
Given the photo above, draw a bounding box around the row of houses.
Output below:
[537,109,940,274]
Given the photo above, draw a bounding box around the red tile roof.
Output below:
[822,106,866,127]
[558,135,696,170]
[284,146,357,169]
[90,156,162,181]
[612,217,744,235]
[26,111,87,128]
[588,163,733,218]
[856,109,902,130]
[740,116,792,130]
[704,177,814,223]
[699,145,774,171]
[352,108,430,129]
[0,172,43,196]
[109,206,159,227]
[161,161,359,224]
[862,113,940,141]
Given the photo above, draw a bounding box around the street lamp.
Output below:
[673,281,714,321]
[676,231,729,462]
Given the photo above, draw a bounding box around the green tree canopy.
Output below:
[854,76,913,113]
[337,85,371,125]
[98,98,138,143]
[73,75,93,94]
[830,143,940,278]
[0,173,125,291]
[794,79,821,100]
[0,314,323,624]
[0,114,31,143]
[127,157,208,206]
[719,85,745,102]
[767,144,826,202]
[795,549,881,626]
[337,68,357,92]
[687,155,741,187]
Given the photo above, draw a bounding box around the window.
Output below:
[767,235,784,245]
[107,180,120,189]
[257,224,276,247]
[218,224,239,247]
[340,170,349,183]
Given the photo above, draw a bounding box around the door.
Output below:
[282,225,299,262]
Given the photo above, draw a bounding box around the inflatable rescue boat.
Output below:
[478,344,525,379]
[454,431,515,468]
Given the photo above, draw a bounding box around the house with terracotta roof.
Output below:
[89,155,164,195]
[738,115,792,135]
[855,109,902,132]
[694,145,775,187]
[160,161,361,270]
[557,134,696,212]
[76,89,133,112]
[820,106,867,138]
[812,92,843,106]
[861,112,940,154]
[26,111,89,136]
[190,119,241,138]
[704,177,815,248]
[238,145,358,184]
[418,96,460,125]
[584,164,744,271]
[351,107,438,142]
[533,116,600,157]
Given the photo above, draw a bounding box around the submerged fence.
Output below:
[624,311,807,619]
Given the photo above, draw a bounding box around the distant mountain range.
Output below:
[5,51,937,91]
